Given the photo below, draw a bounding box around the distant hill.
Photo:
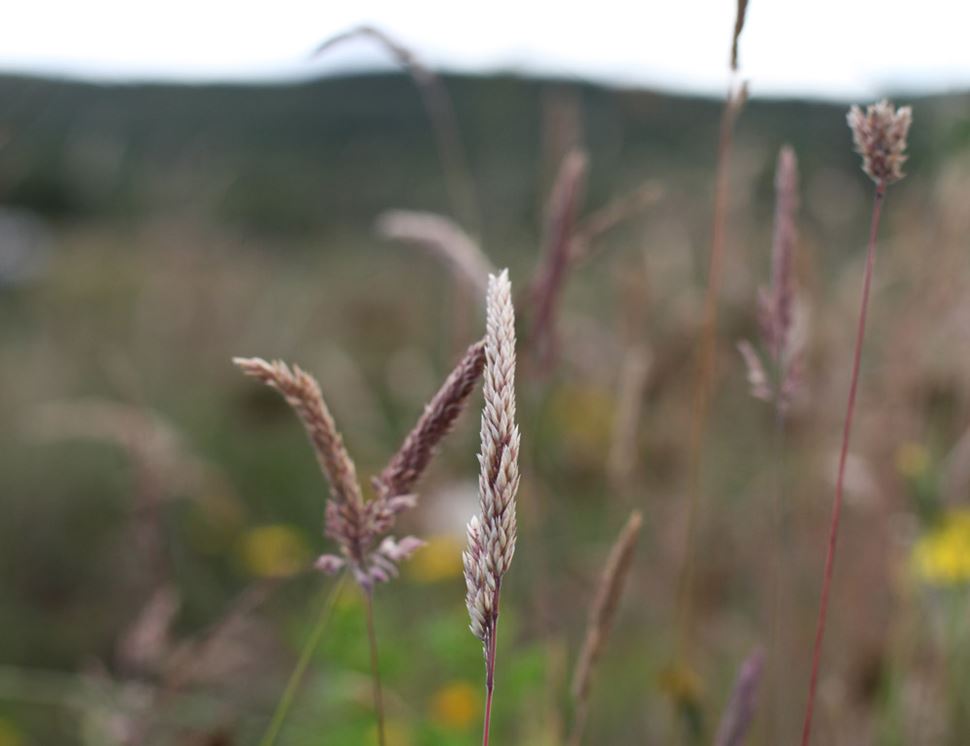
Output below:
[0,73,963,240]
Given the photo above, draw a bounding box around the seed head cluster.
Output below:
[235,344,484,591]
[739,145,804,413]
[760,145,798,364]
[464,270,520,650]
[374,339,486,501]
[847,99,912,186]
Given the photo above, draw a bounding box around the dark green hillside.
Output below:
[4,72,956,239]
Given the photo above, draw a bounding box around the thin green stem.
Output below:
[259,573,347,746]
[365,590,387,746]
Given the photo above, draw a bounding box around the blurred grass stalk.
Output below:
[568,511,643,746]
[675,0,748,707]
[313,25,481,237]
[529,149,588,372]
[738,144,802,741]
[713,647,764,746]
[800,100,912,746]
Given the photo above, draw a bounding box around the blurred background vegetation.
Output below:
[2,70,970,745]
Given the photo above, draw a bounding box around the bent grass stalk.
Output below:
[568,510,643,746]
[799,100,911,746]
[376,210,494,295]
[312,25,480,236]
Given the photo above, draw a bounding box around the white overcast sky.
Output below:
[1,0,968,100]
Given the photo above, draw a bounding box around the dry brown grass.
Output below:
[569,510,644,746]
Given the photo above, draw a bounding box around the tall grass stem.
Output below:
[765,408,790,742]
[800,184,886,746]
[676,79,745,660]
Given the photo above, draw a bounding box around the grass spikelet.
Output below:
[714,648,765,746]
[568,510,644,746]
[375,338,487,500]
[463,269,520,746]
[233,357,362,508]
[739,145,803,413]
[847,100,913,186]
[529,149,588,369]
[764,145,799,362]
[234,356,427,591]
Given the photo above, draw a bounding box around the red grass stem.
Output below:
[800,183,886,746]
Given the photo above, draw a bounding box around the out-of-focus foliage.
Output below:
[1,71,970,744]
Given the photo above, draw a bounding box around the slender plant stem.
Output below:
[676,78,744,662]
[259,572,347,746]
[414,73,482,239]
[766,406,789,744]
[482,584,501,746]
[314,27,480,235]
[365,590,387,746]
[482,648,495,746]
[800,184,886,746]
[569,699,589,746]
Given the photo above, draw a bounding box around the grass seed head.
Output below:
[375,339,486,501]
[847,100,913,186]
[234,357,425,590]
[464,269,520,647]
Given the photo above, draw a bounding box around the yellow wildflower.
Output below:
[430,680,480,730]
[237,524,310,578]
[406,535,464,583]
[912,509,970,585]
[658,662,703,706]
